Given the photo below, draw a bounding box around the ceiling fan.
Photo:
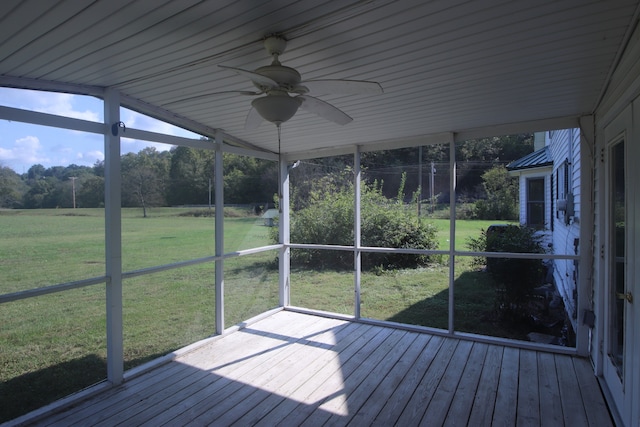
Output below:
[220,36,383,129]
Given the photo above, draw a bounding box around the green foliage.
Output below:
[76,175,104,208]
[455,202,478,220]
[1,133,532,213]
[223,152,277,205]
[167,145,214,206]
[0,166,27,208]
[283,174,438,270]
[456,134,534,162]
[467,225,546,310]
[474,165,518,220]
[121,147,170,216]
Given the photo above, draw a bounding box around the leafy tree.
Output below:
[475,165,518,220]
[0,166,27,208]
[23,177,57,208]
[167,146,214,205]
[27,164,46,181]
[223,153,277,205]
[121,148,169,217]
[76,175,105,208]
[456,134,533,162]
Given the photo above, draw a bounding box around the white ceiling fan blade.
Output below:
[296,79,383,95]
[219,65,279,89]
[298,95,353,125]
[245,106,264,130]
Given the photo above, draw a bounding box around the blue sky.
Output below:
[0,87,199,174]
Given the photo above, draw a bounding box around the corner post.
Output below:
[354,146,362,318]
[215,134,225,334]
[104,88,123,384]
[449,134,457,334]
[279,155,291,307]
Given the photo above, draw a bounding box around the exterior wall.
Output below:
[547,128,581,330]
[593,18,640,366]
[513,130,581,330]
[592,18,640,427]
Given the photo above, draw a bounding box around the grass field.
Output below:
[0,207,513,422]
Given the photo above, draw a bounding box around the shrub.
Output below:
[455,202,478,220]
[467,225,546,310]
[275,177,438,270]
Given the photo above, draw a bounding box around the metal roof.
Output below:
[507,146,553,171]
[1,0,639,157]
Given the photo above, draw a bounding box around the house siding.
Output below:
[598,18,640,128]
[547,128,581,331]
[593,18,640,427]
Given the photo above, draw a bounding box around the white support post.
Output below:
[354,147,362,318]
[104,88,123,384]
[577,115,595,357]
[279,156,291,307]
[448,136,457,334]
[215,134,225,334]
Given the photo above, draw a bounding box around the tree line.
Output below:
[0,146,278,212]
[0,134,534,216]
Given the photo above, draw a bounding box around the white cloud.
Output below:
[34,93,100,122]
[1,88,101,122]
[0,136,50,166]
[76,150,104,165]
[119,109,201,155]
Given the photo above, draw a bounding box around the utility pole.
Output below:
[430,162,435,214]
[208,178,212,211]
[69,176,78,209]
[418,146,423,218]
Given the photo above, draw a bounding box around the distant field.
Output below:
[0,207,510,422]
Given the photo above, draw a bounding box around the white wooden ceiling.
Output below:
[1,0,639,156]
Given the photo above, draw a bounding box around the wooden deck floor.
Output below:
[31,310,611,426]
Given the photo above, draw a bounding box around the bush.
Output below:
[467,225,546,309]
[275,177,438,270]
[475,166,518,220]
[455,202,478,220]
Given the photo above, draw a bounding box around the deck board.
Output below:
[516,349,540,426]
[537,351,563,426]
[493,346,519,426]
[442,342,489,427]
[27,310,612,427]
[467,344,502,425]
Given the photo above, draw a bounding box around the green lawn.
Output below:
[0,208,512,422]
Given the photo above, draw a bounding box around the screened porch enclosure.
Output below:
[0,96,590,423]
[4,0,640,423]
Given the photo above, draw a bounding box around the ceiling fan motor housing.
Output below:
[253,64,301,90]
[264,36,288,56]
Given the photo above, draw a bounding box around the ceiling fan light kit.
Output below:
[251,91,301,126]
[220,35,383,129]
